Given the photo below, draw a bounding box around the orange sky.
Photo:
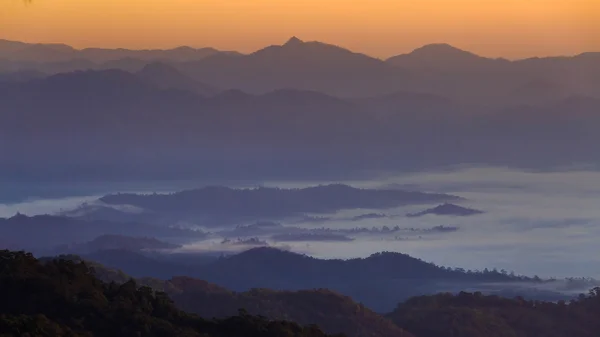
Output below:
[0,0,598,59]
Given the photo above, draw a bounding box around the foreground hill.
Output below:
[388,290,600,337]
[0,250,341,337]
[48,255,412,337]
[150,277,412,337]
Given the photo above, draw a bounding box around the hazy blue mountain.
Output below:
[78,247,563,313]
[1,54,600,181]
[406,203,484,217]
[96,184,459,225]
[53,234,181,255]
[137,62,219,95]
[0,214,206,254]
[0,69,46,82]
[0,39,227,63]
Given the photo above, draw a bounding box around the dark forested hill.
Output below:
[150,277,413,337]
[388,290,600,337]
[41,255,413,337]
[33,251,600,337]
[0,250,343,337]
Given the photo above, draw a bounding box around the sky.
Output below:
[0,0,599,59]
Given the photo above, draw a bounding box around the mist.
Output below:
[4,166,600,279]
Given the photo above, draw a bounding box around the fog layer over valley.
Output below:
[3,167,600,313]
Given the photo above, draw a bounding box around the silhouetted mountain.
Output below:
[2,38,598,102]
[97,57,150,72]
[84,249,190,279]
[0,39,227,63]
[388,290,600,337]
[0,250,341,337]
[0,69,46,82]
[80,45,228,63]
[1,52,600,181]
[178,37,408,97]
[270,233,354,242]
[387,43,509,71]
[94,185,459,225]
[407,203,484,217]
[73,246,576,313]
[158,278,413,337]
[54,234,181,255]
[351,213,387,221]
[184,248,536,312]
[45,254,413,337]
[0,214,206,254]
[137,62,219,95]
[0,40,77,62]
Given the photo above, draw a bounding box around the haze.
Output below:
[1,0,598,59]
[3,2,600,336]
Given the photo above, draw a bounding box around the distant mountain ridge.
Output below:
[81,247,552,312]
[0,38,231,63]
[3,37,597,100]
[406,203,484,217]
[95,184,459,225]
[1,67,599,181]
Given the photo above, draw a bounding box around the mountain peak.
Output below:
[410,43,473,57]
[284,36,304,46]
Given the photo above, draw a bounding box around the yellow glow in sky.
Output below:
[1,0,598,59]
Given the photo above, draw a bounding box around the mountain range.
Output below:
[77,247,575,313]
[1,37,599,181]
[1,37,598,100]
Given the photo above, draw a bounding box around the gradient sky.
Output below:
[1,0,598,59]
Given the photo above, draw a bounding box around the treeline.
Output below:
[389,290,600,337]
[0,250,343,337]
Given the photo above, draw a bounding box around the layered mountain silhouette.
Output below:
[3,37,597,101]
[77,247,567,313]
[0,250,344,337]
[95,184,458,225]
[177,37,407,96]
[0,214,206,254]
[5,250,600,337]
[136,62,219,95]
[0,39,228,63]
[1,38,600,181]
[386,43,510,71]
[406,203,484,217]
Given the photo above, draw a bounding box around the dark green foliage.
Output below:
[388,290,600,337]
[0,250,342,337]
